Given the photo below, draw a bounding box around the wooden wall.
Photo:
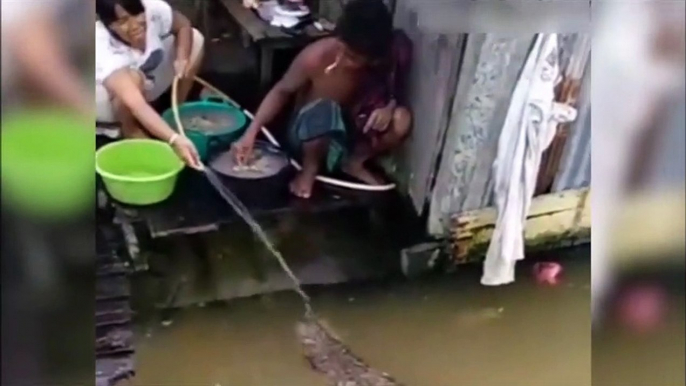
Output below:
[390,0,465,214]
[428,35,533,235]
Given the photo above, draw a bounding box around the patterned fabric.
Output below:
[351,30,413,131]
[288,99,348,172]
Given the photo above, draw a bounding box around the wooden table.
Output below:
[217,0,330,89]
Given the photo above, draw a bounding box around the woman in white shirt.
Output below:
[95,0,204,169]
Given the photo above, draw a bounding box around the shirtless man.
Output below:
[232,0,412,198]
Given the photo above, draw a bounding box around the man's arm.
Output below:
[242,47,316,140]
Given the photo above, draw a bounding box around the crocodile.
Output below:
[296,316,405,386]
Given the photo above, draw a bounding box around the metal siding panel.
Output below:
[552,64,591,192]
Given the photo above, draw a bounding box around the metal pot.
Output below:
[207,140,294,209]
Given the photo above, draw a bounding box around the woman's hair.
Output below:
[96,0,145,26]
[335,0,393,61]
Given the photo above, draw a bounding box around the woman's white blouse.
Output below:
[95,0,174,90]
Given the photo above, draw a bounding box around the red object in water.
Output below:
[616,284,667,334]
[532,262,563,286]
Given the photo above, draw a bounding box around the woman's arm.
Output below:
[103,69,203,168]
[103,70,177,142]
[170,10,193,64]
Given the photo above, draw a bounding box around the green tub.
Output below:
[1,110,94,220]
[96,139,184,205]
[162,96,247,161]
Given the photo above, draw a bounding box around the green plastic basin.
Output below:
[1,110,94,219]
[96,139,184,205]
[162,96,247,162]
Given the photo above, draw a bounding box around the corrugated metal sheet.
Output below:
[536,35,591,194]
[552,65,591,192]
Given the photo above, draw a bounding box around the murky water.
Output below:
[180,112,237,133]
[134,248,592,386]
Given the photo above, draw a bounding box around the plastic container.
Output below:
[96,139,184,205]
[1,110,94,219]
[208,141,294,209]
[162,96,247,161]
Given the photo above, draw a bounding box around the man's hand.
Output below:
[173,59,190,79]
[172,136,203,170]
[363,106,394,133]
[231,132,256,165]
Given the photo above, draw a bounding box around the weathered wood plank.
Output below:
[218,0,268,41]
[428,35,534,236]
[218,0,329,42]
[449,188,590,264]
[392,0,466,214]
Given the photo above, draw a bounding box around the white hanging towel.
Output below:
[481,34,577,286]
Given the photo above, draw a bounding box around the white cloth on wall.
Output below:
[481,34,577,286]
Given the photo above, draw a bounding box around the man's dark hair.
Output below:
[96,0,145,26]
[335,0,394,61]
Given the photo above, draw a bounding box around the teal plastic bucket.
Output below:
[96,139,184,205]
[162,96,247,161]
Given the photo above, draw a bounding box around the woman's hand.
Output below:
[231,132,256,165]
[363,106,394,133]
[172,136,203,170]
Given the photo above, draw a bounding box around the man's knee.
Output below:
[302,136,331,153]
[392,107,412,137]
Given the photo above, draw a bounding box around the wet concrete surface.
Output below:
[131,195,425,308]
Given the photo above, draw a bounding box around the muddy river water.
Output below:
[133,247,594,386]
